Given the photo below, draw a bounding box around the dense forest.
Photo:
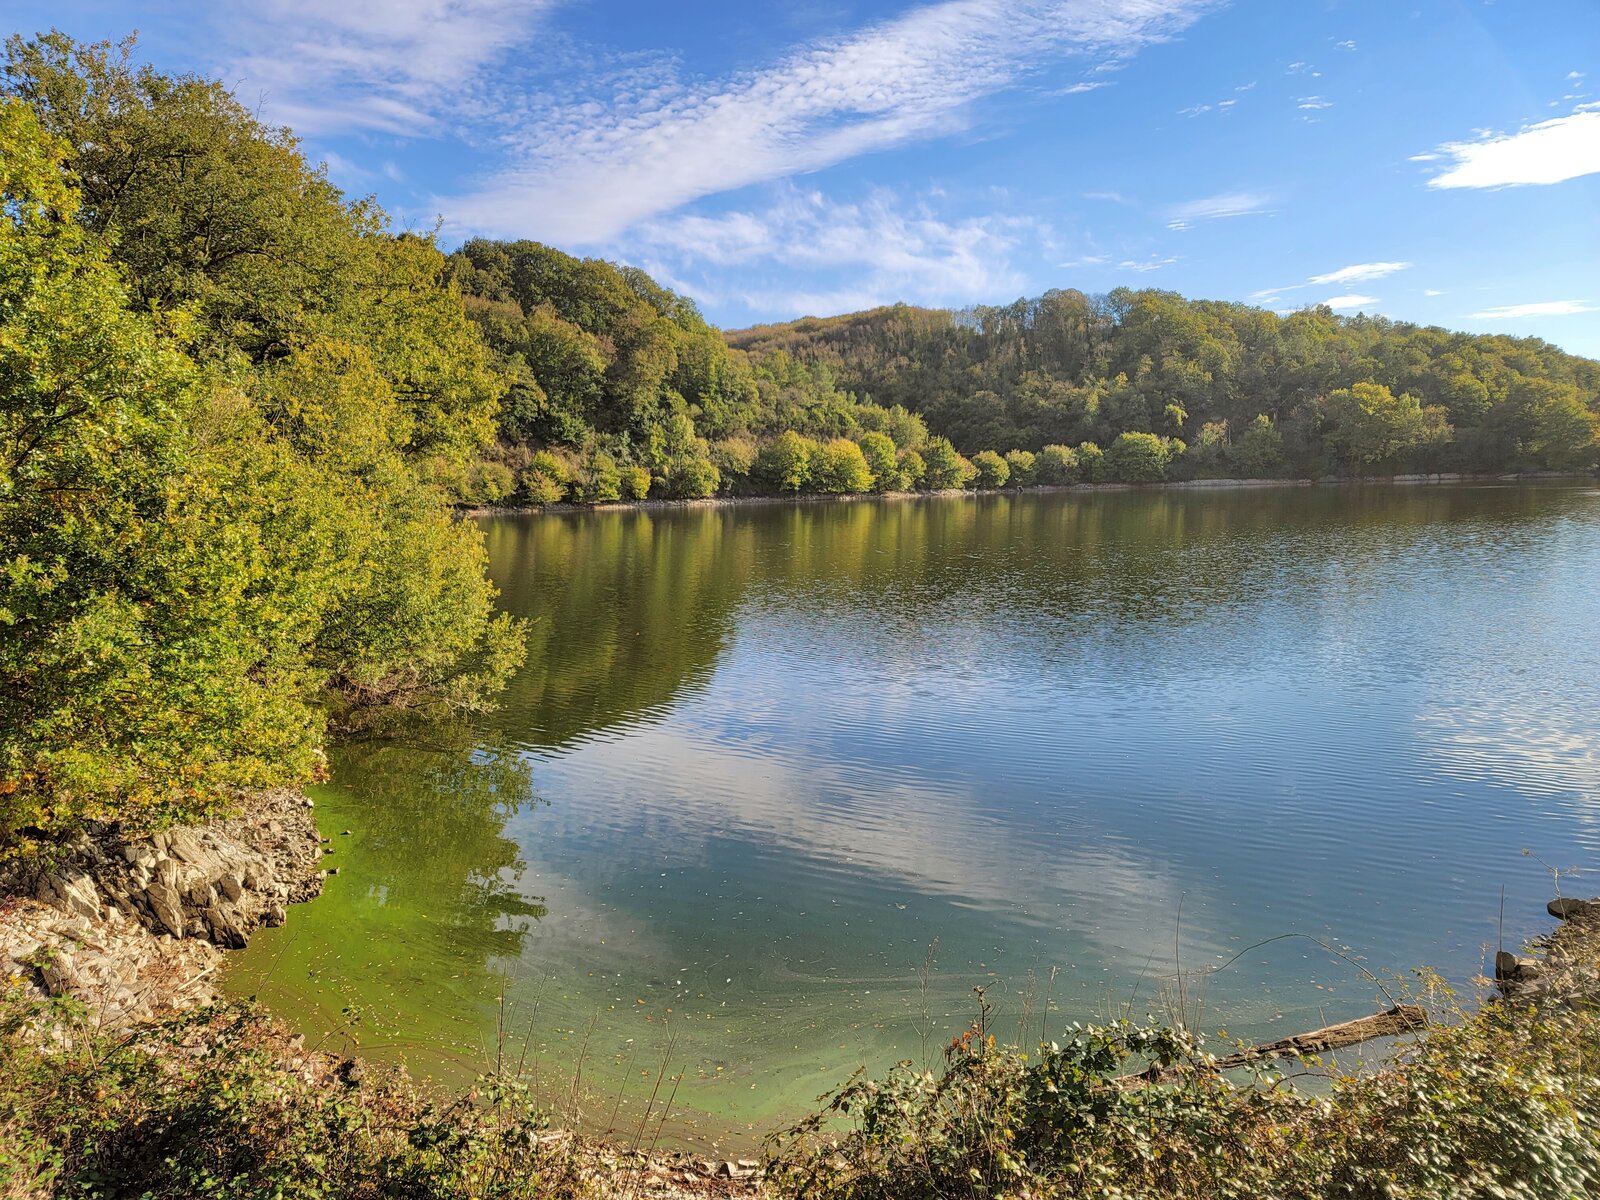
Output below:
[0,34,524,851]
[450,248,1599,507]
[3,32,1598,851]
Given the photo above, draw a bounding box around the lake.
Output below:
[226,482,1600,1151]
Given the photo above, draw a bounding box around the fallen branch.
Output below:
[1118,1004,1428,1087]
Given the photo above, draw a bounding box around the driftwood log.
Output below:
[1118,1004,1428,1087]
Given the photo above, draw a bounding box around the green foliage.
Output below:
[1077,441,1107,483]
[619,464,651,501]
[710,436,758,494]
[812,437,874,494]
[1236,414,1288,477]
[1003,450,1037,486]
[897,448,927,490]
[1321,382,1451,473]
[1037,444,1080,484]
[662,453,721,499]
[0,41,528,852]
[756,430,816,492]
[728,289,1600,477]
[922,437,972,490]
[1106,431,1182,483]
[971,449,1011,488]
[0,995,589,1199]
[856,430,900,491]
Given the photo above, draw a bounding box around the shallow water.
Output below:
[227,482,1600,1149]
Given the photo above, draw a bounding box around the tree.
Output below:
[0,99,323,844]
[756,430,815,491]
[1235,414,1288,477]
[897,449,927,490]
[922,437,971,489]
[813,438,874,493]
[1037,444,1080,484]
[1077,442,1107,483]
[1004,450,1037,487]
[972,449,1011,488]
[1321,383,1451,472]
[857,431,900,491]
[1106,431,1181,482]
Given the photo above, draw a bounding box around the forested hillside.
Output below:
[451,244,1598,507]
[0,35,523,851]
[728,294,1600,480]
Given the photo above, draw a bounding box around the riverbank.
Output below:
[458,469,1594,517]
[0,789,326,1026]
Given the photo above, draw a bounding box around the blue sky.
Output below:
[10,1,1600,354]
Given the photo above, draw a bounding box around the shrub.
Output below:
[971,449,1010,488]
[856,431,899,491]
[620,464,651,501]
[710,437,758,493]
[756,430,816,492]
[1106,431,1183,483]
[921,437,970,490]
[897,449,926,490]
[1036,444,1079,484]
[518,469,565,506]
[1076,441,1106,482]
[813,437,874,493]
[1236,414,1288,477]
[1003,450,1036,486]
[574,450,622,503]
[662,454,721,499]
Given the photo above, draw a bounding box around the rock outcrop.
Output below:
[1,788,323,1024]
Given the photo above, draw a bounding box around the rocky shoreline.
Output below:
[0,788,325,1026]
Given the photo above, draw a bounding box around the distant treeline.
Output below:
[448,247,1599,507]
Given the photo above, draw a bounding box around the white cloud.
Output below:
[1165,190,1273,230]
[1425,111,1600,189]
[1050,80,1112,95]
[621,186,1042,315]
[1321,294,1378,310]
[1309,261,1411,285]
[1424,288,1444,297]
[1119,256,1177,272]
[439,0,1221,242]
[1297,96,1332,110]
[1335,39,1357,50]
[223,0,557,135]
[1469,300,1598,319]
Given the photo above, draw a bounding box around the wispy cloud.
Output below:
[438,0,1221,242]
[1165,190,1273,230]
[1469,300,1597,319]
[1321,294,1378,310]
[1050,80,1112,95]
[1309,261,1411,285]
[1424,110,1600,189]
[620,186,1044,316]
[223,0,557,136]
[1297,95,1333,110]
[1119,256,1178,272]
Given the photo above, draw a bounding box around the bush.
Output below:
[857,430,899,491]
[1003,450,1036,486]
[1236,414,1288,477]
[1036,444,1079,484]
[813,437,874,493]
[710,437,758,493]
[897,449,926,490]
[662,454,720,499]
[1106,431,1183,483]
[971,449,1010,488]
[518,469,566,506]
[573,450,622,503]
[1077,441,1106,482]
[756,430,816,492]
[920,437,970,490]
[620,464,651,501]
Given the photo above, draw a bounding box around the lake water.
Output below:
[227,482,1600,1150]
